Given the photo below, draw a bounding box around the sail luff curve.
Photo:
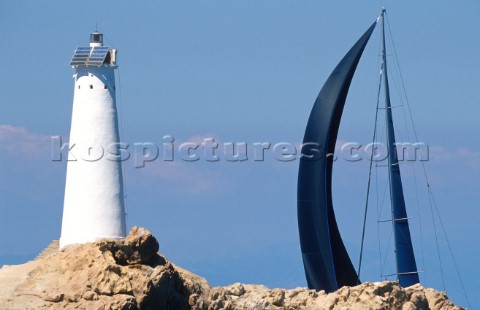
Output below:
[297,21,377,293]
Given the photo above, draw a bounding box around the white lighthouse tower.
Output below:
[60,32,126,248]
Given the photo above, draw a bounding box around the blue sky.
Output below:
[0,1,479,308]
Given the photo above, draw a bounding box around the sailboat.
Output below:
[297,9,420,292]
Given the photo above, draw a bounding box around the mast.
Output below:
[381,9,420,286]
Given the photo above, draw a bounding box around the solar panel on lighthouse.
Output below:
[69,46,110,67]
[86,46,110,66]
[69,47,91,66]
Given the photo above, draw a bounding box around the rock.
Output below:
[81,290,98,301]
[424,288,462,310]
[0,227,466,310]
[43,292,64,302]
[224,283,245,296]
[268,288,285,306]
[409,291,428,309]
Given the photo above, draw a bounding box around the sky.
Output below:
[1,0,479,308]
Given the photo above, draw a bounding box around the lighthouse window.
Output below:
[104,85,107,89]
[90,33,103,43]
[90,85,93,89]
[78,85,80,89]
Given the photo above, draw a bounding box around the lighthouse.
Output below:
[60,32,126,248]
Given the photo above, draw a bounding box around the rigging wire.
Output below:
[374,38,385,279]
[380,229,394,280]
[374,43,383,278]
[427,185,446,290]
[376,172,390,277]
[385,15,427,284]
[357,49,384,281]
[375,163,382,276]
[385,14,471,308]
[361,16,400,284]
[429,187,472,309]
[410,163,426,283]
[385,15,444,288]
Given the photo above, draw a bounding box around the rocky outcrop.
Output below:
[201,282,462,310]
[0,227,464,310]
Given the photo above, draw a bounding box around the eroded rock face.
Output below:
[0,227,465,310]
[195,282,463,310]
[0,227,199,310]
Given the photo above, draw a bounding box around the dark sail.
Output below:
[380,11,420,287]
[297,21,377,292]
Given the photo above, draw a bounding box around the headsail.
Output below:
[297,21,377,292]
[380,9,420,287]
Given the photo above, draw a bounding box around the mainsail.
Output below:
[297,21,377,292]
[380,10,420,287]
[298,11,420,293]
